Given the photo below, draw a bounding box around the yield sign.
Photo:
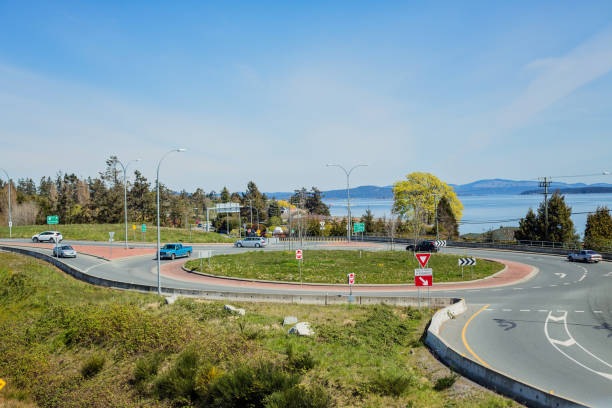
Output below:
[415,252,431,268]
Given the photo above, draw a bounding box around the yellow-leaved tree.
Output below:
[392,172,463,239]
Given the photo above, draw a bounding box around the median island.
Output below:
[184,250,504,284]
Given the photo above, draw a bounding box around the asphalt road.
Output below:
[2,239,611,406]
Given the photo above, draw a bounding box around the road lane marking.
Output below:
[520,309,530,312]
[549,284,557,287]
[462,305,490,368]
[575,311,584,313]
[563,282,570,285]
[532,286,541,289]
[502,309,512,312]
[538,310,548,312]
[594,311,603,314]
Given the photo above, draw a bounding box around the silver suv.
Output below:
[32,231,63,243]
[234,237,267,248]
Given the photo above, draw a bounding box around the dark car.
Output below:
[406,240,438,252]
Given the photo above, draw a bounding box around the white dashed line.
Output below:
[532,286,541,289]
[492,289,503,292]
[538,310,548,312]
[468,290,480,292]
[502,309,512,312]
[594,311,603,314]
[563,282,570,285]
[513,287,524,290]
[575,311,585,313]
[557,310,567,313]
[550,284,557,287]
[520,309,531,312]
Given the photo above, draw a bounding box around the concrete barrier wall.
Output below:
[425,302,587,408]
[0,245,457,308]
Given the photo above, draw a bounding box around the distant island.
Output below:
[520,186,612,195]
[266,178,612,200]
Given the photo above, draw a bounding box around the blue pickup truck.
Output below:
[159,243,193,260]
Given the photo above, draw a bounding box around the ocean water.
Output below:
[323,193,612,237]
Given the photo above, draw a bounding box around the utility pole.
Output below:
[433,194,439,240]
[539,177,551,241]
[249,199,253,231]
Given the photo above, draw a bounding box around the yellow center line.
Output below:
[462,304,490,368]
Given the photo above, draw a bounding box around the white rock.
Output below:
[282,316,298,326]
[165,295,178,305]
[224,304,246,316]
[288,322,314,336]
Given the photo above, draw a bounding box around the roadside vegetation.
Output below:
[0,223,233,243]
[185,250,504,284]
[0,252,518,407]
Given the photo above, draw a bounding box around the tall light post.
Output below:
[156,148,186,296]
[433,194,439,240]
[113,158,141,249]
[326,163,368,241]
[0,168,12,238]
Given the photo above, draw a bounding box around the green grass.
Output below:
[185,250,504,284]
[0,252,519,407]
[0,223,233,243]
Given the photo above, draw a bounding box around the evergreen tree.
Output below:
[361,209,374,233]
[437,196,459,238]
[220,187,230,202]
[584,206,612,251]
[538,192,577,243]
[515,208,539,241]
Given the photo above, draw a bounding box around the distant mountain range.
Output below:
[266,179,612,200]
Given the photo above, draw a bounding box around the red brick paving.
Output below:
[161,257,536,292]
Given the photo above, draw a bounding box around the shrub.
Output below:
[154,348,200,401]
[206,362,300,407]
[81,353,106,378]
[285,344,317,372]
[264,384,332,408]
[434,373,459,391]
[368,371,416,396]
[134,352,164,385]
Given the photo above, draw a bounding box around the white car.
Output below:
[53,245,77,258]
[32,231,63,243]
[234,237,267,248]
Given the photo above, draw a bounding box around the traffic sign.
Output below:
[141,224,146,232]
[109,231,115,242]
[434,240,447,247]
[132,224,136,230]
[347,272,355,285]
[415,253,431,268]
[458,258,476,266]
[256,229,261,236]
[414,268,433,276]
[353,222,365,233]
[47,215,59,225]
[0,378,5,391]
[8,221,12,228]
[295,250,303,260]
[415,275,433,287]
[319,221,325,226]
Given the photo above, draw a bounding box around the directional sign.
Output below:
[434,239,446,247]
[47,215,59,225]
[415,253,431,268]
[347,273,355,285]
[458,257,476,266]
[132,224,136,230]
[141,224,147,232]
[353,222,365,233]
[415,275,433,287]
[295,249,303,260]
[0,378,5,391]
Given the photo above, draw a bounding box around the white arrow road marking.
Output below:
[545,311,612,381]
[419,277,429,286]
[554,273,567,279]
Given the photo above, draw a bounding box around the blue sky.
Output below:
[1,1,612,192]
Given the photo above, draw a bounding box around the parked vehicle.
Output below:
[406,240,438,252]
[32,231,63,243]
[158,243,192,260]
[234,237,267,248]
[53,245,77,258]
[568,250,602,263]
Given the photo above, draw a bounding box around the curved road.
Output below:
[2,239,611,406]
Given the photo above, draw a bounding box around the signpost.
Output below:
[47,215,59,225]
[141,224,146,242]
[296,250,303,285]
[458,257,476,279]
[109,232,115,258]
[353,222,364,240]
[132,224,136,241]
[347,272,355,303]
[414,253,433,309]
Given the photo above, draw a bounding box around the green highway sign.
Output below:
[47,215,59,225]
[141,224,147,232]
[353,222,365,233]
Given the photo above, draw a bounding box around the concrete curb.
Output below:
[425,302,588,408]
[0,245,457,308]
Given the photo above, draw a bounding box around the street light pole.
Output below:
[0,168,12,239]
[433,194,439,240]
[156,148,186,296]
[326,164,368,241]
[113,158,141,249]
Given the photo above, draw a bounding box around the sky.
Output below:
[1,1,612,193]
